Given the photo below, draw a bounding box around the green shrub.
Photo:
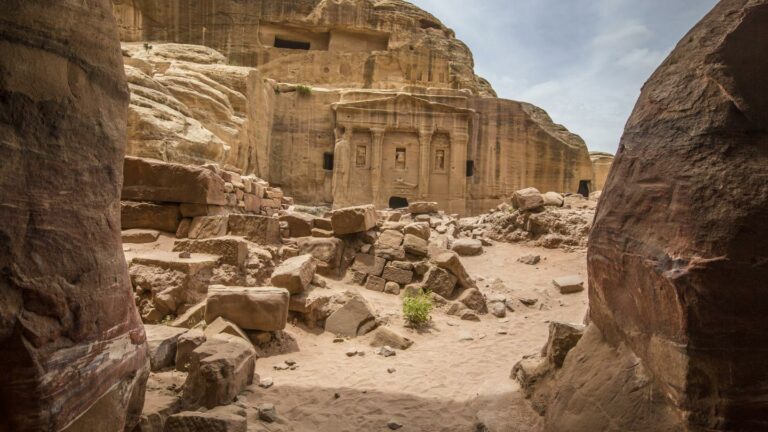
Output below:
[403,291,433,326]
[296,84,312,95]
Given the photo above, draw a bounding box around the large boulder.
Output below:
[408,201,438,214]
[540,2,768,430]
[182,335,256,409]
[297,237,345,277]
[122,156,227,205]
[431,251,474,289]
[204,286,290,332]
[0,2,148,429]
[279,212,315,237]
[511,187,544,211]
[270,254,316,294]
[329,205,377,235]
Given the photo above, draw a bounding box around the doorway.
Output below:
[578,180,591,197]
[389,196,409,209]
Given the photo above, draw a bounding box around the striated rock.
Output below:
[122,201,182,233]
[330,205,377,235]
[0,1,149,429]
[538,2,768,430]
[182,335,256,409]
[270,254,317,294]
[204,286,289,332]
[165,405,247,432]
[145,325,188,371]
[122,156,227,205]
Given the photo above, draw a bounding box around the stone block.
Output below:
[329,205,377,235]
[324,293,377,337]
[173,236,249,267]
[403,233,428,257]
[145,325,188,372]
[403,222,430,240]
[122,201,181,233]
[122,229,160,244]
[511,187,544,211]
[552,275,584,294]
[297,237,344,277]
[381,265,413,285]
[188,216,228,239]
[227,214,281,244]
[123,156,227,205]
[279,212,315,237]
[365,275,386,292]
[170,400,248,431]
[422,266,457,298]
[204,286,290,331]
[270,254,316,294]
[351,253,386,277]
[451,238,483,256]
[408,201,438,214]
[175,329,206,372]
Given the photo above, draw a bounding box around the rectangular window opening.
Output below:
[275,37,311,50]
[466,160,475,177]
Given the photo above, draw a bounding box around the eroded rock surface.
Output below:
[0,1,148,430]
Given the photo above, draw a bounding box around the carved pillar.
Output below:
[449,132,469,214]
[418,129,434,199]
[370,127,386,208]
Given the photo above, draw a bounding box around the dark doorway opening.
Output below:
[275,37,311,50]
[389,196,409,209]
[578,180,591,197]
[466,160,475,177]
[323,152,334,171]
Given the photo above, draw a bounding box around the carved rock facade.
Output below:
[113,0,594,215]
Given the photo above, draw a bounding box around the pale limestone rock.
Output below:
[330,205,377,235]
[552,275,584,294]
[512,188,545,211]
[451,238,483,256]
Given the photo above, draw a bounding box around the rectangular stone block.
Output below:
[173,236,249,267]
[382,265,413,285]
[122,201,181,233]
[188,216,228,239]
[122,156,227,205]
[182,335,255,409]
[227,214,281,244]
[330,205,377,235]
[351,253,386,277]
[205,286,290,332]
[365,275,386,292]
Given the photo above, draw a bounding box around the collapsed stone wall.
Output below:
[514,1,768,430]
[0,1,147,430]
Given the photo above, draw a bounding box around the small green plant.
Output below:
[296,84,312,95]
[402,290,433,326]
[143,42,153,52]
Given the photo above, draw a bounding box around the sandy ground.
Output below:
[242,242,589,432]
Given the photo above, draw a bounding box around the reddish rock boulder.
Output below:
[0,1,148,430]
[543,2,768,430]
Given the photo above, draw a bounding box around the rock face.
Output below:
[538,2,768,430]
[588,151,614,192]
[111,0,595,215]
[0,1,149,431]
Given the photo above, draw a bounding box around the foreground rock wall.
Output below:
[0,1,147,431]
[535,1,768,430]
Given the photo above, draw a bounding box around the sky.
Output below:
[409,0,719,154]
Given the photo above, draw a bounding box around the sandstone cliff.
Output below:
[112,0,595,216]
[0,1,147,430]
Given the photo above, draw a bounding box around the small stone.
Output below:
[178,251,191,259]
[519,297,538,307]
[259,377,274,388]
[258,403,277,423]
[333,337,345,343]
[517,254,541,265]
[376,346,396,357]
[289,365,298,370]
[273,363,289,371]
[490,302,507,318]
[387,367,396,374]
[552,275,584,294]
[387,420,404,430]
[346,348,358,357]
[285,359,297,366]
[334,392,341,399]
[458,331,474,341]
[497,330,508,335]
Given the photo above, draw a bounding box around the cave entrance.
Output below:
[274,37,311,50]
[389,196,409,209]
[578,180,591,197]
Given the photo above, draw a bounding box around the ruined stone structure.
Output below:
[526,1,768,429]
[112,0,594,215]
[0,1,148,431]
